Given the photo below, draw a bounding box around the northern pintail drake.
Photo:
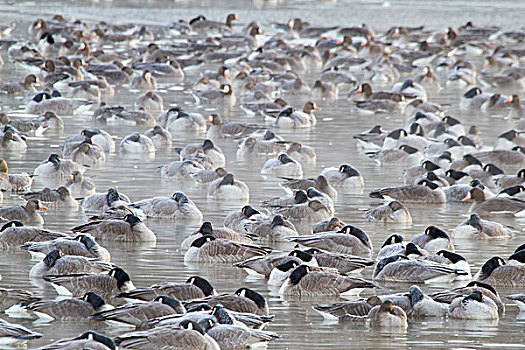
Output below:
[130,192,202,221]
[364,200,412,224]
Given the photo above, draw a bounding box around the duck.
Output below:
[452,213,512,239]
[29,249,112,278]
[134,91,163,113]
[130,192,202,221]
[0,127,27,151]
[0,159,32,192]
[430,281,505,314]
[370,179,446,204]
[184,235,271,263]
[21,234,110,261]
[181,222,253,250]
[44,266,135,299]
[144,125,172,149]
[410,226,454,253]
[117,276,216,302]
[279,175,337,199]
[368,300,408,329]
[207,173,249,200]
[473,256,525,287]
[119,132,155,154]
[272,102,318,128]
[22,186,78,209]
[65,170,95,197]
[206,113,262,139]
[278,264,376,297]
[449,290,499,320]
[364,200,412,224]
[261,154,303,177]
[24,292,110,321]
[321,164,364,189]
[41,331,115,350]
[80,188,131,212]
[288,225,372,257]
[0,199,47,225]
[462,187,525,217]
[130,70,157,90]
[72,214,155,242]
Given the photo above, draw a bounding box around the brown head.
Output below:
[303,101,321,114]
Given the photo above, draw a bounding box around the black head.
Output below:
[48,154,60,166]
[234,288,266,309]
[409,123,424,136]
[498,129,518,141]
[514,243,525,254]
[463,154,482,167]
[271,215,285,227]
[399,144,419,154]
[417,179,439,190]
[483,163,504,176]
[219,173,235,187]
[277,107,295,118]
[375,255,408,275]
[464,290,483,303]
[424,226,450,240]
[186,276,215,296]
[199,222,213,235]
[443,116,461,127]
[508,249,525,264]
[288,249,313,262]
[306,187,323,198]
[43,249,61,267]
[500,185,525,197]
[211,304,234,325]
[124,214,141,227]
[422,161,440,171]
[32,91,52,103]
[400,79,414,91]
[202,139,214,151]
[437,250,466,263]
[155,296,184,312]
[445,169,468,180]
[83,292,106,310]
[339,225,371,248]
[463,87,482,99]
[109,267,131,289]
[1,220,24,232]
[479,256,505,279]
[174,192,189,204]
[294,190,308,204]
[339,164,360,177]
[439,151,453,162]
[303,248,321,255]
[76,331,115,350]
[468,213,482,231]
[382,234,403,248]
[288,265,309,285]
[387,128,407,140]
[408,285,425,305]
[278,153,295,164]
[369,125,383,134]
[191,235,216,248]
[179,320,206,335]
[415,111,428,121]
[405,242,424,257]
[242,205,260,218]
[263,130,276,140]
[518,169,525,179]
[77,234,95,249]
[444,138,461,148]
[106,188,120,205]
[186,303,212,313]
[425,171,440,182]
[275,260,300,272]
[465,281,498,296]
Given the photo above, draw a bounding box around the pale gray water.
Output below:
[0,0,525,348]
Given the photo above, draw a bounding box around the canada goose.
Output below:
[368,300,408,329]
[205,113,262,139]
[180,139,225,167]
[223,205,266,232]
[34,154,85,178]
[312,217,346,233]
[181,221,253,250]
[44,266,135,299]
[235,250,317,277]
[279,265,376,297]
[202,318,279,349]
[410,226,455,253]
[286,141,317,163]
[496,169,525,190]
[272,102,318,128]
[0,221,67,248]
[208,173,250,200]
[261,153,303,177]
[0,127,27,151]
[473,256,525,286]
[24,292,110,321]
[144,125,172,149]
[134,91,163,112]
[244,215,298,242]
[65,170,96,197]
[262,190,308,209]
[70,142,106,166]
[22,186,79,209]
[184,235,271,263]
[115,320,219,350]
[119,132,155,154]
[0,199,47,225]
[369,179,446,204]
[0,159,32,192]
[0,288,34,312]
[193,84,235,105]
[160,159,205,178]
[405,285,449,317]
[287,225,372,257]
[22,234,110,261]
[279,175,337,199]
[273,199,332,223]
[376,234,405,260]
[117,276,216,302]
[158,106,206,132]
[303,248,375,274]
[506,293,525,312]
[373,255,469,283]
[72,214,156,242]
[0,319,41,344]
[184,287,269,316]
[312,296,383,320]
[462,187,525,217]
[92,296,185,328]
[369,145,424,166]
[39,331,115,350]
[430,281,504,314]
[364,200,412,224]
[449,290,499,320]
[81,188,131,212]
[29,249,113,278]
[452,213,512,239]
[130,192,202,221]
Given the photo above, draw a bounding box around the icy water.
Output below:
[1,0,525,348]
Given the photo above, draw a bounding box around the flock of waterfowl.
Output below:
[0,8,524,349]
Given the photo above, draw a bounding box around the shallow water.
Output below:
[1,0,525,348]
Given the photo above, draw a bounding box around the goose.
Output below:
[208,173,249,200]
[0,319,41,345]
[403,160,441,185]
[190,13,238,33]
[462,187,525,217]
[373,255,469,283]
[261,154,303,177]
[119,132,155,154]
[134,91,163,113]
[244,215,297,242]
[193,84,235,106]
[0,221,67,248]
[44,266,135,299]
[449,290,499,320]
[0,288,34,312]
[370,179,446,204]
[184,235,271,263]
[34,154,84,178]
[287,225,372,257]
[21,234,110,261]
[130,192,202,221]
[321,164,364,189]
[279,264,376,297]
[192,167,228,184]
[65,170,96,197]
[160,159,205,178]
[117,276,216,302]
[506,293,525,312]
[144,125,172,149]
[0,159,32,192]
[279,175,337,199]
[312,296,383,320]
[22,186,78,209]
[368,300,408,329]
[377,234,405,260]
[262,190,308,209]
[234,250,316,278]
[0,127,27,151]
[64,129,115,155]
[180,139,225,167]
[353,125,387,149]
[496,169,525,190]
[399,285,449,317]
[0,199,47,225]
[81,188,131,212]
[181,221,253,250]
[115,320,219,350]
[452,214,512,239]
[223,205,266,232]
[236,135,287,156]
[39,331,115,350]
[410,226,455,253]
[364,201,412,224]
[70,142,106,166]
[133,60,184,79]
[26,91,94,115]
[24,292,110,321]
[206,113,262,139]
[473,256,525,287]
[130,70,157,90]
[72,214,155,242]
[286,141,317,163]
[157,106,206,132]
[29,249,112,278]
[184,287,269,316]
[312,217,346,233]
[92,296,185,328]
[202,318,279,349]
[303,248,374,274]
[368,145,424,166]
[0,74,39,95]
[272,102,318,128]
[355,94,404,114]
